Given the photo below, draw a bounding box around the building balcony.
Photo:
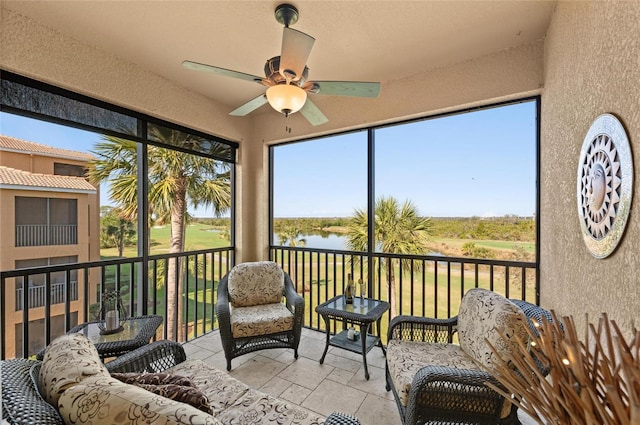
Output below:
[15,224,78,247]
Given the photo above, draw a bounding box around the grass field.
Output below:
[100,223,535,341]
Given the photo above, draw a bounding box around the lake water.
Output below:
[273,233,347,251]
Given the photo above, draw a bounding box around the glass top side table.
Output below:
[37,315,163,360]
[315,295,390,380]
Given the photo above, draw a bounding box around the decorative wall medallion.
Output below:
[577,114,633,258]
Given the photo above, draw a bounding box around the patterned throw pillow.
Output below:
[111,372,212,415]
[134,383,213,414]
[110,372,195,387]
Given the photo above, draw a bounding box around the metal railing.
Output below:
[15,224,78,246]
[15,281,79,310]
[0,246,234,359]
[270,246,538,343]
[1,244,537,359]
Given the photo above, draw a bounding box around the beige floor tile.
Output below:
[354,393,402,425]
[298,336,329,361]
[325,367,355,385]
[182,330,401,425]
[229,355,287,388]
[322,352,364,373]
[258,376,291,398]
[279,383,312,405]
[278,357,334,390]
[302,379,367,417]
[348,365,394,400]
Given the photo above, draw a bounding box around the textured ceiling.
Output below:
[2,0,556,116]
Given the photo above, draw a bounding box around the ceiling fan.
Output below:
[182,3,381,126]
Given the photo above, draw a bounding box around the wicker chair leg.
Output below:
[294,349,299,359]
[226,359,232,371]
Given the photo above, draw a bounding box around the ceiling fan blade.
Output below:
[311,81,381,98]
[229,94,268,116]
[300,99,328,126]
[279,28,315,81]
[182,60,262,83]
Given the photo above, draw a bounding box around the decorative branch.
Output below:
[486,312,639,425]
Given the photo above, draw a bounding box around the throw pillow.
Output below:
[110,372,194,387]
[134,383,213,415]
[110,372,212,415]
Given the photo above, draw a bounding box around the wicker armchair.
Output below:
[385,289,552,425]
[216,261,304,371]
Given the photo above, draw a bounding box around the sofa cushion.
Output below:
[166,360,251,416]
[230,303,295,338]
[386,339,477,407]
[457,288,529,370]
[39,333,110,406]
[57,375,221,424]
[227,261,284,307]
[217,388,324,425]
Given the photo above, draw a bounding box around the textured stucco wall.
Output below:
[540,1,640,335]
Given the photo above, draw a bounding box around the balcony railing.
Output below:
[1,245,537,359]
[15,224,78,246]
[270,246,538,342]
[0,247,234,359]
[15,281,79,310]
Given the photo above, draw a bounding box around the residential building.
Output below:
[0,136,100,357]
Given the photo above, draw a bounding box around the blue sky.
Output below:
[273,101,537,217]
[2,100,536,218]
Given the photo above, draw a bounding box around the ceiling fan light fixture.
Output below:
[266,84,307,116]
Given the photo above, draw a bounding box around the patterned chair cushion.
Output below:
[386,339,513,418]
[217,388,324,425]
[457,288,529,370]
[166,360,251,416]
[57,375,221,424]
[38,333,110,406]
[386,339,477,407]
[230,302,295,338]
[227,261,285,307]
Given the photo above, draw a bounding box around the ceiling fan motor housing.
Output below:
[265,56,308,85]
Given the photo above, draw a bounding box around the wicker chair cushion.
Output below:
[386,339,478,406]
[227,261,285,307]
[217,387,324,425]
[57,375,222,424]
[166,359,251,416]
[230,302,295,338]
[38,332,110,406]
[386,339,512,418]
[457,288,529,370]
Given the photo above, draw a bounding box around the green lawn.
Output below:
[98,225,534,342]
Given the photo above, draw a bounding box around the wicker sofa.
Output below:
[1,335,359,425]
[385,289,553,425]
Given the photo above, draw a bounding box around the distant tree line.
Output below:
[194,215,535,242]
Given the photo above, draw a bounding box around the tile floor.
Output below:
[182,328,402,425]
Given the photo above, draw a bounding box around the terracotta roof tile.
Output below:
[0,135,94,161]
[0,166,97,192]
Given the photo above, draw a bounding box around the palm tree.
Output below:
[87,129,231,341]
[277,224,307,247]
[346,196,431,318]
